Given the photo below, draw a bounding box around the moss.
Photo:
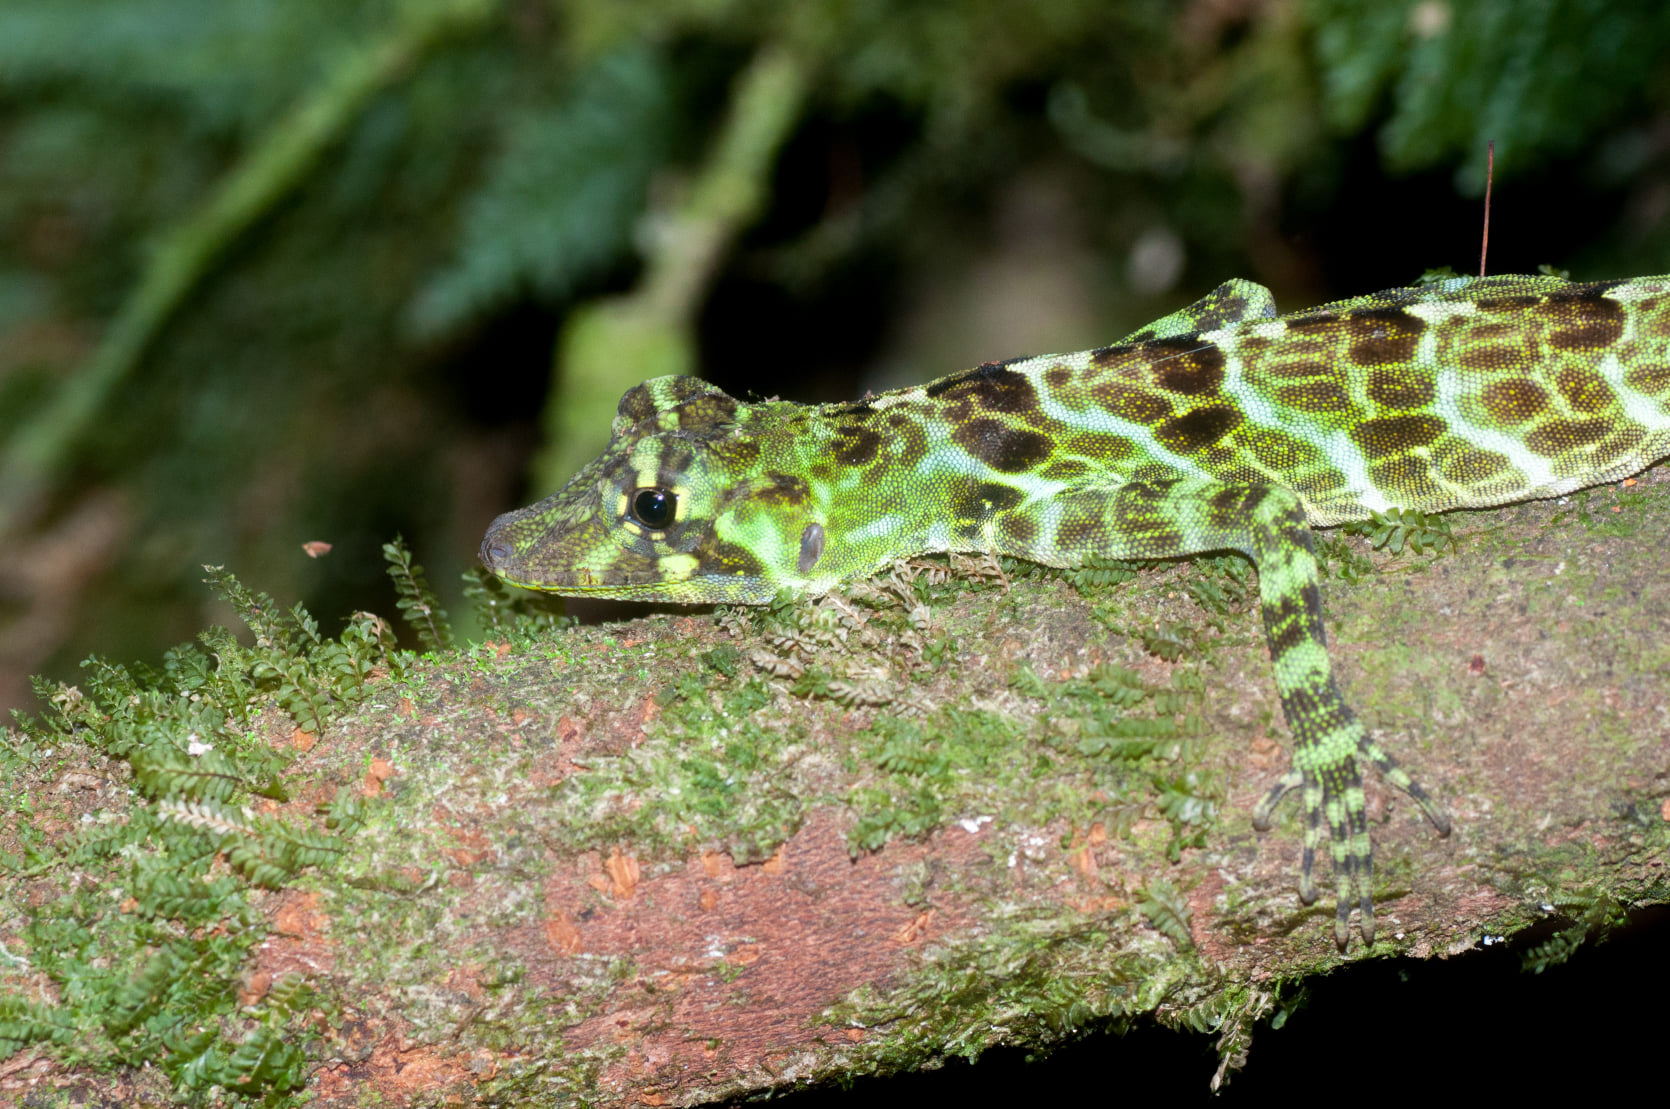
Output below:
[0,549,538,1104]
[539,669,813,864]
[819,902,1204,1084]
[4,471,1666,1101]
[1551,476,1663,536]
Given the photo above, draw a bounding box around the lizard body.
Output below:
[481,272,1670,948]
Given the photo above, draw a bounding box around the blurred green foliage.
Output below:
[406,41,675,336]
[1,0,1668,710]
[1315,0,1670,181]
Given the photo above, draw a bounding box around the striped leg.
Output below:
[1244,488,1450,948]
[996,479,1449,948]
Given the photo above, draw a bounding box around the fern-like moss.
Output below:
[383,535,454,653]
[0,551,443,1102]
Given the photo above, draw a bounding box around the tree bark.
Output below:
[4,472,1667,1105]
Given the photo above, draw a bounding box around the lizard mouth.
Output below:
[477,507,665,594]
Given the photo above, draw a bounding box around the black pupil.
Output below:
[632,488,675,529]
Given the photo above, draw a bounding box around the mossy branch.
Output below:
[2,481,1668,1104]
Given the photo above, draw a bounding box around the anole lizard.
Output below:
[480,272,1670,948]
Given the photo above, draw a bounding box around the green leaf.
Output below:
[383,535,453,654]
[1138,878,1194,950]
[407,43,673,336]
[1311,0,1670,181]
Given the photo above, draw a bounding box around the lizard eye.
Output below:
[630,488,676,530]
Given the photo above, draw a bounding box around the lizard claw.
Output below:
[1257,723,1447,949]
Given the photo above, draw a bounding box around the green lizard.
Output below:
[480,272,1670,949]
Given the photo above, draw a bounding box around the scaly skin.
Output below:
[481,273,1670,948]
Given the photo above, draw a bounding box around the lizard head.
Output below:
[479,376,828,604]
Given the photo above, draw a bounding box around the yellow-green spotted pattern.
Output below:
[482,273,1670,948]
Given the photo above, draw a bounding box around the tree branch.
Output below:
[3,471,1667,1105]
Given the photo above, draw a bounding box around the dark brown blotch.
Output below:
[1470,321,1516,341]
[1591,426,1646,466]
[1555,368,1615,413]
[1110,483,1182,547]
[1438,446,1511,484]
[1525,418,1612,456]
[1044,364,1072,390]
[755,472,811,506]
[667,376,720,403]
[1242,484,1275,521]
[1635,294,1670,338]
[1090,382,1172,425]
[952,481,1025,524]
[615,383,659,427]
[940,397,974,426]
[1306,469,1347,494]
[1276,381,1352,413]
[1264,594,1313,656]
[1089,343,1138,367]
[1055,504,1105,550]
[1206,486,1252,529]
[1458,343,1531,372]
[1366,366,1434,409]
[1479,380,1549,424]
[1346,308,1426,366]
[1347,414,1446,459]
[952,419,1053,472]
[831,425,885,466]
[926,363,1039,415]
[1147,338,1226,396]
[925,367,979,399]
[1264,358,1335,380]
[1067,431,1135,463]
[694,536,765,578]
[1209,486,1249,512]
[1625,361,1670,397]
[1367,455,1440,502]
[1130,462,1185,486]
[968,366,1041,414]
[674,391,740,433]
[997,512,1037,548]
[1246,429,1321,471]
[1541,292,1625,350]
[894,420,930,469]
[1041,457,1091,481]
[656,444,697,480]
[1208,292,1249,325]
[1156,405,1242,454]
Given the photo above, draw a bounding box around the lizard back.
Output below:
[481,272,1670,600]
[882,272,1670,528]
[480,270,1670,949]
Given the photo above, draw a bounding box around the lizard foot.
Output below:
[1253,726,1449,950]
